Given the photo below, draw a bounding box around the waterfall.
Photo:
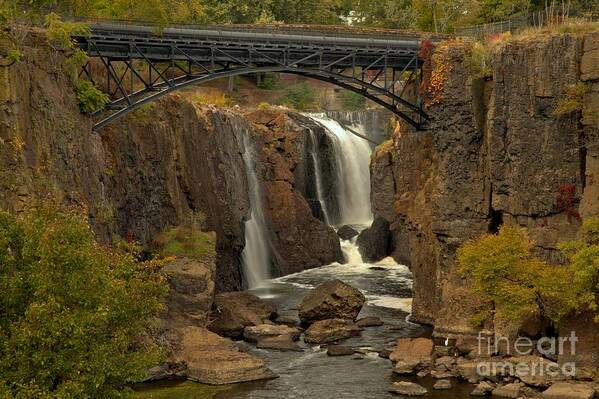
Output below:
[240,134,271,289]
[307,114,374,226]
[307,130,331,224]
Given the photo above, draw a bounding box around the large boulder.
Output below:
[389,338,435,369]
[492,383,522,399]
[542,382,596,399]
[150,326,276,384]
[162,257,215,328]
[208,292,277,338]
[356,216,390,262]
[337,225,359,241]
[298,279,365,324]
[303,319,362,344]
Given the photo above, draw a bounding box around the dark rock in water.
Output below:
[337,225,359,240]
[299,279,365,324]
[389,381,427,396]
[368,266,386,271]
[327,345,355,356]
[357,217,390,262]
[208,292,277,338]
[356,316,384,327]
[304,319,362,344]
[378,348,393,359]
[274,315,300,327]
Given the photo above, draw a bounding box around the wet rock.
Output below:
[256,335,303,352]
[356,216,390,262]
[327,345,355,356]
[457,358,482,383]
[356,316,384,327]
[298,279,365,324]
[274,315,300,327]
[431,369,455,379]
[378,348,393,359]
[393,360,420,375]
[171,327,277,384]
[471,381,495,396]
[542,382,596,399]
[208,292,277,338]
[389,381,428,396]
[417,371,429,378]
[389,338,434,369]
[492,382,522,398]
[433,379,452,390]
[304,319,362,344]
[243,324,300,343]
[337,225,359,240]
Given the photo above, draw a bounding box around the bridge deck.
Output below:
[77,22,430,68]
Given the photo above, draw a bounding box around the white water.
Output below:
[307,114,373,226]
[240,134,272,289]
[307,130,331,224]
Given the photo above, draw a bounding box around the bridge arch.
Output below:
[76,22,431,131]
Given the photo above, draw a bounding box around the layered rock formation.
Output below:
[0,31,341,291]
[370,31,598,361]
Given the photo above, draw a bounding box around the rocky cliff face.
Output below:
[370,31,599,344]
[0,31,340,292]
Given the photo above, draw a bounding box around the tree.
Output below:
[559,217,599,322]
[458,226,573,328]
[0,205,168,398]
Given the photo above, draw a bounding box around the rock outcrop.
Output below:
[356,216,390,262]
[208,292,277,338]
[298,279,366,324]
[369,30,599,368]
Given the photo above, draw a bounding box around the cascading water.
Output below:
[306,130,332,224]
[307,114,373,226]
[240,134,272,289]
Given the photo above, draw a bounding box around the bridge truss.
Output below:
[76,23,430,131]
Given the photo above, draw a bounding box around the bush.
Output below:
[339,90,366,110]
[553,82,590,117]
[191,92,234,107]
[258,101,271,110]
[45,13,90,50]
[256,73,279,90]
[0,205,168,398]
[152,225,215,259]
[458,221,599,329]
[75,80,109,114]
[464,41,492,78]
[275,81,319,110]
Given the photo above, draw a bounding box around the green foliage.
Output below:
[75,79,109,114]
[339,90,366,110]
[275,81,320,110]
[553,82,590,117]
[152,225,216,260]
[558,217,599,322]
[459,221,599,329]
[256,73,279,90]
[6,48,23,63]
[0,205,168,398]
[458,226,574,328]
[258,101,271,110]
[464,41,492,78]
[45,13,90,49]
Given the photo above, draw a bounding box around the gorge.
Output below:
[1,20,598,399]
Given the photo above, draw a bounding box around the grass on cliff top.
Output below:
[133,381,230,399]
[510,18,599,41]
[152,225,216,259]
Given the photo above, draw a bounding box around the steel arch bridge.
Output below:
[75,21,433,132]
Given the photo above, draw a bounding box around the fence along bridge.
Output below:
[75,21,434,131]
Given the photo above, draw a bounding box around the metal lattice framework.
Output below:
[75,22,431,132]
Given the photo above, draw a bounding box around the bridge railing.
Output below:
[65,15,448,42]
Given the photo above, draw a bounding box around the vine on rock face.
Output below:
[555,183,581,222]
[423,41,458,107]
